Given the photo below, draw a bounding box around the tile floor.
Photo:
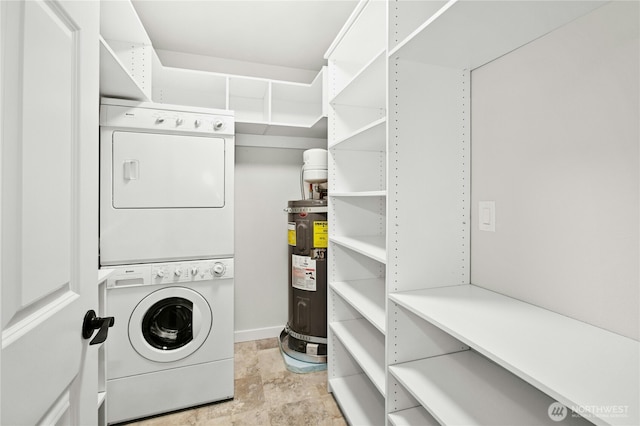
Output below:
[124,338,346,426]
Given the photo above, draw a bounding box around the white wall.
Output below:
[471,2,639,340]
[156,49,318,83]
[234,143,319,341]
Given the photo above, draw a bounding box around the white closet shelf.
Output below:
[390,0,606,69]
[266,116,327,138]
[388,407,439,426]
[329,374,384,425]
[331,278,386,333]
[234,117,327,139]
[330,190,386,198]
[329,235,386,264]
[99,38,149,102]
[329,117,386,151]
[330,49,386,108]
[389,285,639,426]
[390,351,591,426]
[331,319,385,395]
[154,66,227,94]
[324,0,385,64]
[100,0,151,45]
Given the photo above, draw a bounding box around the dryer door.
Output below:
[129,287,212,362]
[112,131,225,209]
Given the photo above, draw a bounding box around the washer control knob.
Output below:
[211,262,226,277]
[155,118,165,124]
[174,268,183,277]
[155,269,165,278]
[194,119,201,128]
[213,120,225,131]
[175,118,184,126]
[190,267,199,276]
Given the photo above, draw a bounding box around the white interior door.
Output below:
[1,0,100,424]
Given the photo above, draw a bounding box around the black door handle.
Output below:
[82,310,115,345]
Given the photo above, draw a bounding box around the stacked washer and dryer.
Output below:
[99,98,235,424]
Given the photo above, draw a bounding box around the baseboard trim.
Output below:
[234,325,283,343]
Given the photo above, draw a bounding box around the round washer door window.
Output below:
[129,287,212,362]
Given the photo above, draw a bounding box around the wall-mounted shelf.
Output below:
[262,117,327,138]
[152,62,226,110]
[99,1,152,102]
[329,117,385,151]
[271,71,324,126]
[330,190,386,198]
[388,1,447,53]
[100,0,328,141]
[331,279,385,333]
[388,407,439,426]
[330,236,386,264]
[331,319,385,395]
[329,374,384,425]
[326,0,638,424]
[390,0,607,68]
[99,37,150,102]
[390,350,591,425]
[100,0,150,44]
[389,284,639,426]
[326,1,387,419]
[330,49,385,108]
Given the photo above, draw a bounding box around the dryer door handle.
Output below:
[123,159,139,180]
[82,310,115,345]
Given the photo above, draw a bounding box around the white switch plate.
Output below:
[479,201,495,232]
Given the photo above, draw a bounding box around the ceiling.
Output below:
[131,0,358,73]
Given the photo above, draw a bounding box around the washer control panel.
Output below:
[152,259,234,284]
[105,258,234,288]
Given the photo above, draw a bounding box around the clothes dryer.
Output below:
[99,98,234,266]
[105,259,234,424]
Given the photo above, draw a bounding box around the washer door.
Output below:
[129,287,212,362]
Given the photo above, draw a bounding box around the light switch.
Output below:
[479,201,495,232]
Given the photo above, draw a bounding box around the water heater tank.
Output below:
[281,199,327,363]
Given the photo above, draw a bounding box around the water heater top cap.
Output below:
[303,149,328,169]
[302,149,328,184]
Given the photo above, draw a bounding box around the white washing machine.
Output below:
[99,98,234,266]
[105,258,234,424]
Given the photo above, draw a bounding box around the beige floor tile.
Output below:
[262,371,325,406]
[124,339,344,425]
[234,347,260,379]
[255,337,279,350]
[230,407,271,425]
[257,347,288,380]
[267,398,335,426]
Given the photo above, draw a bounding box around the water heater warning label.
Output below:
[288,222,296,246]
[313,221,328,248]
[292,255,316,291]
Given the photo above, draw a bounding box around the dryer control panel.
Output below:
[105,259,234,289]
[100,104,234,136]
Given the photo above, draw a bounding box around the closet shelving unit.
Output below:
[325,0,387,424]
[327,1,638,425]
[151,64,327,138]
[100,0,326,140]
[385,1,638,426]
[99,1,152,102]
